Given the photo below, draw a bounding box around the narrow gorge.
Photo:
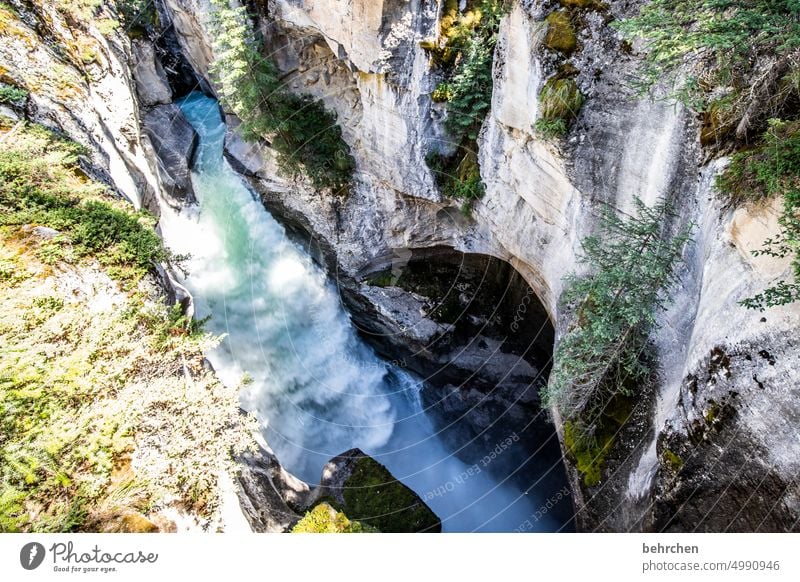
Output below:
[1,0,798,534]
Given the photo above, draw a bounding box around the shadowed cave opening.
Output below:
[348,246,574,529]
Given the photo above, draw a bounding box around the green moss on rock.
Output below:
[559,0,608,9]
[544,10,577,54]
[704,400,720,424]
[700,95,739,146]
[342,457,441,533]
[563,395,634,487]
[662,449,684,473]
[564,421,612,487]
[291,502,377,533]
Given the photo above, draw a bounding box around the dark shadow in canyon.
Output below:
[346,246,574,530]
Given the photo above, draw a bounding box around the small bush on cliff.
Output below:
[0,82,26,105]
[534,118,568,139]
[422,1,508,212]
[535,76,584,139]
[442,2,505,142]
[209,0,354,195]
[543,198,691,482]
[426,148,485,214]
[718,119,800,309]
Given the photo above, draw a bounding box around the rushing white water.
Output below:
[161,92,560,532]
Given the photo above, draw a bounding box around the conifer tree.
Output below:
[208,0,354,193]
[543,198,692,440]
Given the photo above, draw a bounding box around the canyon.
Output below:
[1,0,798,532]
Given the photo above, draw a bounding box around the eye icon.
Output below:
[20,542,46,570]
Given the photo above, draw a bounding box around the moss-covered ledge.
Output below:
[304,449,441,533]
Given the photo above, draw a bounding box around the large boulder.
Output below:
[236,440,311,533]
[142,104,198,207]
[307,448,441,533]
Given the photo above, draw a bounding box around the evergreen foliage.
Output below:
[0,82,26,105]
[618,2,800,307]
[426,148,485,215]
[616,0,800,118]
[544,199,691,456]
[422,1,507,212]
[441,1,505,143]
[718,119,800,309]
[209,0,354,194]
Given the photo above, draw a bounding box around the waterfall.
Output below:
[158,92,566,532]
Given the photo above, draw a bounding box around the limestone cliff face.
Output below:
[157,0,800,531]
[0,0,209,213]
[0,1,160,209]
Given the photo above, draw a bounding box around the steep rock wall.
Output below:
[0,1,160,209]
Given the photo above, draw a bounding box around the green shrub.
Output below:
[426,149,485,214]
[435,1,507,142]
[0,82,26,105]
[539,77,584,122]
[422,1,508,210]
[209,0,354,194]
[443,28,497,141]
[0,123,167,286]
[534,77,584,139]
[423,0,486,68]
[718,119,800,309]
[431,82,453,103]
[615,0,800,126]
[543,198,691,444]
[535,118,568,139]
[616,1,800,77]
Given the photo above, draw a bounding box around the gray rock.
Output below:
[0,105,19,121]
[132,40,172,107]
[142,104,198,207]
[649,335,800,532]
[235,439,311,532]
[22,225,60,240]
